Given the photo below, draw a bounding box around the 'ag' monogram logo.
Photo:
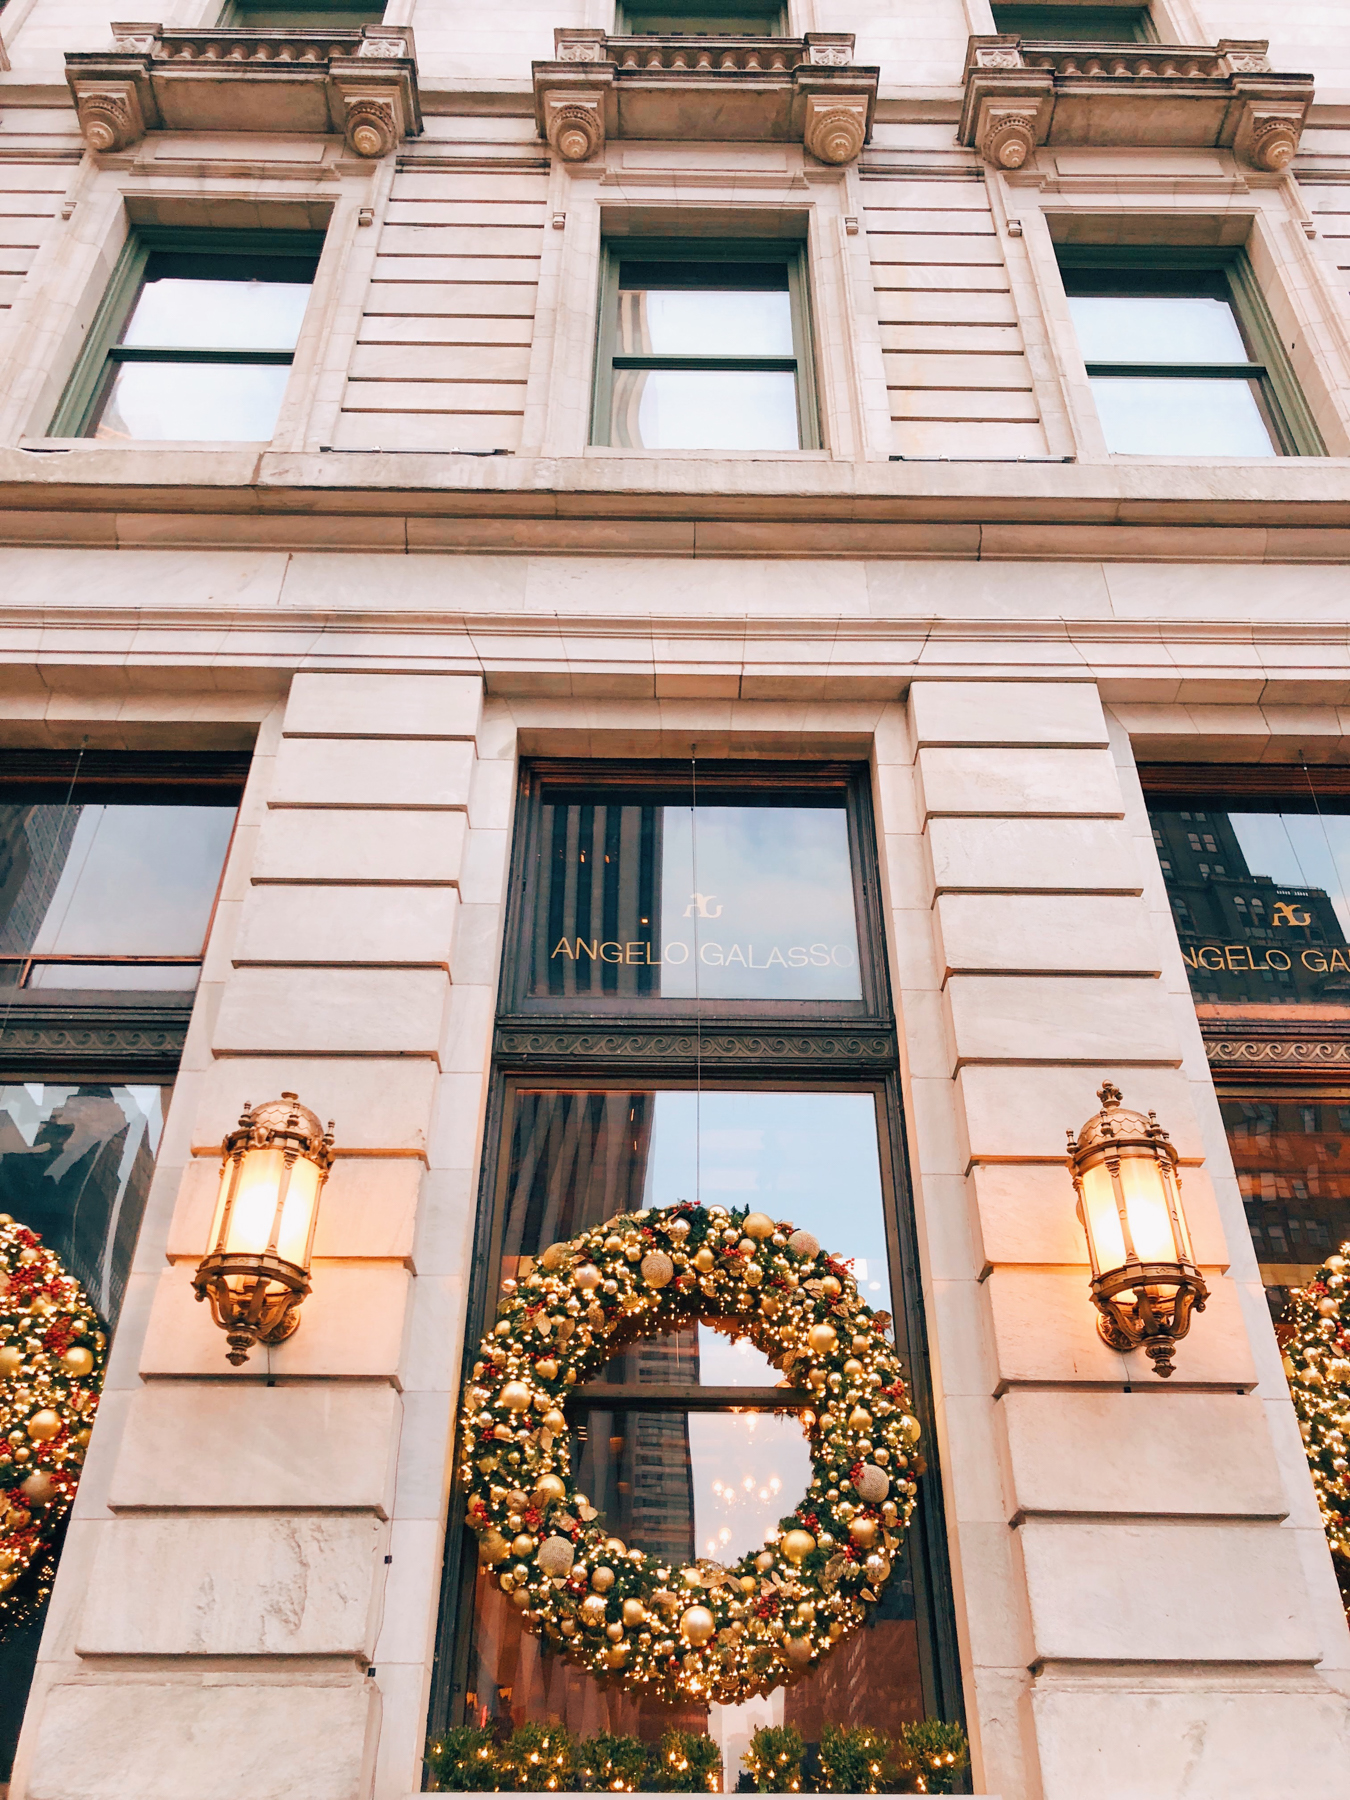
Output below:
[683,892,723,919]
[1272,902,1312,927]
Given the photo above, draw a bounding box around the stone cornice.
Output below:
[2,449,1350,560]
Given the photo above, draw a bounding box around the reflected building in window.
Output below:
[0,805,81,967]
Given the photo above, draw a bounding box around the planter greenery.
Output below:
[577,1734,652,1792]
[426,1725,500,1791]
[743,1725,805,1793]
[650,1729,722,1792]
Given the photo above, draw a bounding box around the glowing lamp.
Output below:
[1066,1081,1207,1379]
[192,1092,333,1366]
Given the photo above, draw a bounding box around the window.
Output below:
[1058,248,1323,457]
[217,0,386,25]
[0,751,242,993]
[616,1,787,33]
[592,243,818,451]
[50,228,323,442]
[430,762,961,1779]
[991,3,1155,38]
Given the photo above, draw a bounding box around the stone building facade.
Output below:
[1,0,1349,1796]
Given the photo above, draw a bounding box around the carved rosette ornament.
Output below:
[545,98,605,164]
[461,1201,921,1704]
[1244,110,1301,171]
[803,97,868,166]
[342,92,398,159]
[73,83,144,154]
[980,106,1040,170]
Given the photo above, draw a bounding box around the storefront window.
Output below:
[1146,770,1350,1318]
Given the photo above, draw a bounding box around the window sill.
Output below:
[583,445,829,459]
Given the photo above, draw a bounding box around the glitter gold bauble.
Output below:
[540,1242,572,1271]
[604,1643,629,1667]
[479,1530,510,1566]
[592,1564,616,1592]
[781,1529,816,1565]
[499,1381,532,1413]
[788,1230,820,1261]
[536,1535,574,1576]
[640,1252,674,1289]
[784,1636,813,1665]
[622,1598,646,1626]
[680,1604,716,1645]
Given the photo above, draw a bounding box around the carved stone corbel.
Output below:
[542,92,605,163]
[802,93,868,166]
[1233,101,1306,171]
[341,91,399,158]
[72,78,148,154]
[980,104,1042,170]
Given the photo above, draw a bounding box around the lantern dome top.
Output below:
[1067,1081,1176,1163]
[228,1091,333,1161]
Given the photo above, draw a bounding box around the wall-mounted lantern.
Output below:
[1066,1081,1207,1379]
[193,1093,333,1366]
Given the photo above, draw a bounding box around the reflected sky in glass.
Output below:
[621,290,794,358]
[1088,376,1276,456]
[96,362,293,442]
[1230,812,1350,939]
[1068,294,1249,364]
[2,805,235,962]
[641,1090,890,1293]
[613,369,799,450]
[122,277,311,350]
[660,804,861,999]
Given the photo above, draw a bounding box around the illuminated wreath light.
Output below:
[0,1215,106,1637]
[460,1202,922,1705]
[1284,1241,1350,1613]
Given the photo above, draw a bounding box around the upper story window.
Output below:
[1058,248,1324,458]
[592,242,818,451]
[0,752,241,994]
[514,764,879,1014]
[616,1,787,32]
[990,3,1156,39]
[49,229,322,442]
[217,0,386,24]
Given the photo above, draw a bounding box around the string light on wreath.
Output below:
[0,1215,106,1637]
[1284,1241,1350,1611]
[459,1202,922,1706]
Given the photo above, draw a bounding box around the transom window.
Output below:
[218,0,385,22]
[1058,248,1322,458]
[991,3,1155,39]
[50,229,322,442]
[616,1,787,33]
[592,242,818,451]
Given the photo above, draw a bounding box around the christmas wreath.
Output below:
[459,1201,922,1704]
[1283,1242,1350,1613]
[0,1214,106,1638]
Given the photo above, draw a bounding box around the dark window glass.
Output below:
[1221,1092,1350,1314]
[530,796,861,1004]
[462,1084,930,1763]
[618,2,786,33]
[990,4,1153,39]
[0,801,235,990]
[1146,800,1350,1009]
[221,3,385,22]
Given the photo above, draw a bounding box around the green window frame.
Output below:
[1056,245,1325,458]
[990,3,1157,40]
[615,0,788,33]
[48,226,325,440]
[591,238,820,450]
[216,0,387,27]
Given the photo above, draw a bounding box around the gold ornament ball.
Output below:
[574,1264,603,1291]
[540,1242,572,1271]
[61,1346,95,1378]
[680,1604,716,1646]
[743,1212,776,1241]
[821,1275,842,1298]
[592,1564,616,1592]
[604,1643,629,1668]
[784,1637,813,1666]
[606,1621,625,1642]
[580,1593,609,1626]
[1317,1298,1340,1318]
[807,1323,837,1354]
[781,1529,816,1565]
[26,1409,61,1443]
[0,1346,22,1379]
[755,1550,775,1573]
[499,1381,532,1413]
[641,1252,675,1289]
[536,1535,575,1577]
[745,1262,764,1287]
[847,1405,873,1433]
[512,1533,537,1558]
[622,1598,646,1626]
[848,1517,878,1549]
[693,1247,715,1272]
[897,1413,922,1445]
[541,1409,567,1435]
[536,1358,560,1382]
[479,1530,510,1566]
[787,1230,820,1261]
[535,1472,566,1504]
[855,1463,889,1503]
[864,1552,891,1585]
[604,1536,628,1559]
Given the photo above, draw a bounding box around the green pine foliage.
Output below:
[498,1720,575,1793]
[577,1733,652,1792]
[743,1725,806,1793]
[649,1729,722,1792]
[895,1720,969,1796]
[816,1725,891,1794]
[426,1725,500,1792]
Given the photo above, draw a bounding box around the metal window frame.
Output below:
[590,237,821,450]
[1057,244,1325,458]
[989,2,1156,42]
[48,226,326,440]
[614,0,788,34]
[425,757,968,1783]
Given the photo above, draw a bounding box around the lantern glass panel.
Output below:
[276,1155,322,1267]
[1078,1160,1126,1275]
[1117,1155,1181,1264]
[212,1145,283,1256]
